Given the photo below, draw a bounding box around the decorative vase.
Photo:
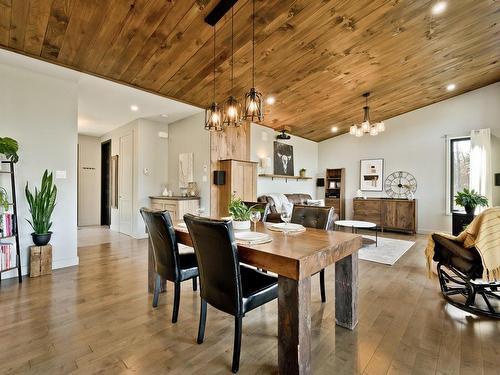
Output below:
[31,232,52,246]
[232,220,251,230]
[464,205,475,216]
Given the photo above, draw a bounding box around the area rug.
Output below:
[358,235,415,265]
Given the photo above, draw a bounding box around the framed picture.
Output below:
[179,152,194,188]
[360,159,384,191]
[110,155,118,208]
[273,141,294,176]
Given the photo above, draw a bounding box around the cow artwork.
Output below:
[273,141,294,176]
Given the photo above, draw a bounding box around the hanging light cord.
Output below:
[213,26,216,100]
[252,0,255,88]
[231,6,234,94]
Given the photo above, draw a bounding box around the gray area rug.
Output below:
[358,235,415,265]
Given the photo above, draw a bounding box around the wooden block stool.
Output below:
[30,244,52,277]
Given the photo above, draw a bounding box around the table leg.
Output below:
[278,275,311,374]
[148,237,166,294]
[335,253,358,330]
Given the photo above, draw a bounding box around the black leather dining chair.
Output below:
[242,201,270,222]
[140,208,199,323]
[184,214,278,373]
[291,205,337,303]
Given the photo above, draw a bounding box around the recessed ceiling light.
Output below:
[431,1,447,15]
[446,83,456,91]
[130,105,139,111]
[331,126,338,133]
[160,114,168,118]
[266,96,276,105]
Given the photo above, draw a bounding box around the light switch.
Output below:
[203,164,208,173]
[55,170,66,179]
[202,175,207,182]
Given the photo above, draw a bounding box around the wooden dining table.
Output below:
[147,221,362,374]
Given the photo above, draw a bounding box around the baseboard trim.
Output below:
[0,256,79,279]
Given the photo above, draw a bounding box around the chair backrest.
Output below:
[291,205,335,230]
[140,208,181,282]
[184,214,243,316]
[242,201,270,222]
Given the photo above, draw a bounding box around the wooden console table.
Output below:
[353,198,417,234]
[149,196,200,221]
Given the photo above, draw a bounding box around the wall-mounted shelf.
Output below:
[258,174,312,182]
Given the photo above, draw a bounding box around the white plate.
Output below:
[234,232,269,242]
[270,223,304,230]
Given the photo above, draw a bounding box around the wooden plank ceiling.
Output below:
[0,0,498,141]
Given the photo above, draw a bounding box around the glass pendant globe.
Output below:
[361,121,370,132]
[355,128,363,137]
[349,125,357,135]
[376,121,385,132]
[369,127,378,136]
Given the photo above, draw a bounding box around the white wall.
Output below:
[77,135,101,226]
[0,61,79,277]
[318,83,500,233]
[251,123,319,199]
[167,113,211,211]
[101,119,168,238]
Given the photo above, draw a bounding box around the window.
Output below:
[449,137,471,211]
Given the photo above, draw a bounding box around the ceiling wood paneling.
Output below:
[0,0,498,141]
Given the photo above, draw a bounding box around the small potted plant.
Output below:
[25,170,57,246]
[228,196,253,230]
[454,188,488,215]
[0,137,19,163]
[299,168,306,177]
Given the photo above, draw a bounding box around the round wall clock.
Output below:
[384,171,417,199]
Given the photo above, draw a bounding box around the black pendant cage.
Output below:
[222,95,242,127]
[243,87,264,122]
[205,102,223,131]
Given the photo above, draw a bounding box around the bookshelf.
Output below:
[324,168,345,219]
[0,161,22,284]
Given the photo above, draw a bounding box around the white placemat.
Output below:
[267,223,306,233]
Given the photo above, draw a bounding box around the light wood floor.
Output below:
[0,227,498,375]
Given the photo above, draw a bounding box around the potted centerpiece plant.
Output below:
[25,170,57,246]
[454,188,488,215]
[0,137,19,163]
[299,168,306,177]
[228,197,253,230]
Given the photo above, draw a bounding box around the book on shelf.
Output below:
[0,243,14,271]
[1,212,14,237]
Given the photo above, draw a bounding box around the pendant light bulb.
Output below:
[349,125,357,135]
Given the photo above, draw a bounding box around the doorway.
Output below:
[100,140,111,226]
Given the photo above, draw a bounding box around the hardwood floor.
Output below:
[0,227,498,374]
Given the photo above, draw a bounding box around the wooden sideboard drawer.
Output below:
[149,197,200,221]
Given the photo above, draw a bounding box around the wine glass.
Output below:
[195,207,205,217]
[280,204,292,231]
[250,210,261,231]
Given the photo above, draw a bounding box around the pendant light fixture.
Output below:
[222,6,242,127]
[205,26,223,131]
[349,92,385,137]
[243,0,264,122]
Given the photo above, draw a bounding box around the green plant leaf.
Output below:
[25,170,57,234]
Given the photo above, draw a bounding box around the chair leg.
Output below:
[172,282,181,323]
[232,316,242,373]
[197,298,207,344]
[192,276,198,291]
[152,274,161,308]
[320,269,326,303]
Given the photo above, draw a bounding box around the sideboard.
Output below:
[149,196,200,221]
[353,198,417,234]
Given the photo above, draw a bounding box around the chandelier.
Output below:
[349,92,385,137]
[243,0,264,122]
[204,26,223,131]
[222,6,242,127]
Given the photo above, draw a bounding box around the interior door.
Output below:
[118,133,133,236]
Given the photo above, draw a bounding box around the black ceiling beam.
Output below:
[204,0,238,26]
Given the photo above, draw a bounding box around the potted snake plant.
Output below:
[25,170,57,246]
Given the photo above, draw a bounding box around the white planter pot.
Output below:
[232,220,251,230]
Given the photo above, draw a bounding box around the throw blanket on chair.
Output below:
[267,193,289,214]
[425,207,500,281]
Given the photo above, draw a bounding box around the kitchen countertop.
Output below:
[149,196,200,200]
